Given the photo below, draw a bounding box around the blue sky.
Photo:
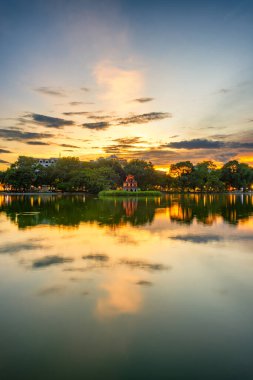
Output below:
[0,0,253,169]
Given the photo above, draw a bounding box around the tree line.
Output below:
[0,156,252,193]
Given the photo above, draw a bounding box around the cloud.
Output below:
[87,115,112,120]
[127,148,178,163]
[165,139,253,150]
[24,141,80,148]
[0,159,9,164]
[82,121,110,130]
[116,112,171,125]
[28,113,74,128]
[60,143,80,148]
[32,255,73,268]
[166,139,223,149]
[103,137,149,154]
[63,111,91,116]
[26,141,50,146]
[216,88,231,94]
[0,148,12,153]
[34,87,66,97]
[113,137,145,145]
[133,97,154,103]
[82,253,109,262]
[0,128,54,141]
[81,87,90,92]
[69,101,84,106]
[94,62,143,109]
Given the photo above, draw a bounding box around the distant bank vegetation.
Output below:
[0,156,253,194]
[99,190,162,197]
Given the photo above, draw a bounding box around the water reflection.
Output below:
[1,194,253,379]
[0,193,253,229]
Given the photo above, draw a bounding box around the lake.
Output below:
[0,193,253,379]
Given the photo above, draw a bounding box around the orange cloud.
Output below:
[93,61,143,111]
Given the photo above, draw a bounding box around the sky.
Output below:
[0,0,253,170]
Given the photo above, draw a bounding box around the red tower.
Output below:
[123,175,138,192]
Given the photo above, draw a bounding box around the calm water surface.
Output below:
[0,194,253,379]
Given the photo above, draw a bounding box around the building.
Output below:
[123,175,138,192]
[37,158,58,168]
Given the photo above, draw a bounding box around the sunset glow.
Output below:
[0,0,253,169]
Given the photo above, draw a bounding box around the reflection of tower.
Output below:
[123,199,138,217]
[123,175,138,192]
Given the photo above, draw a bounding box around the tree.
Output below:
[220,160,253,190]
[4,156,37,191]
[190,161,217,191]
[170,161,194,191]
[205,171,225,192]
[124,159,157,190]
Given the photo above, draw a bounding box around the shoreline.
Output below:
[1,191,252,196]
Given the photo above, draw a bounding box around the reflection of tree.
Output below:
[160,194,253,226]
[0,194,252,229]
[0,195,156,229]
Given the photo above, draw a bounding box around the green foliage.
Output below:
[220,160,253,190]
[124,159,157,190]
[4,156,37,191]
[99,190,162,197]
[1,156,253,194]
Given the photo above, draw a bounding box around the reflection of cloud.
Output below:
[170,234,221,243]
[0,241,42,254]
[37,285,66,296]
[96,273,142,318]
[120,258,169,272]
[170,234,253,243]
[117,234,139,245]
[32,255,73,268]
[83,253,109,262]
[63,267,88,272]
[81,291,90,296]
[136,280,153,286]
